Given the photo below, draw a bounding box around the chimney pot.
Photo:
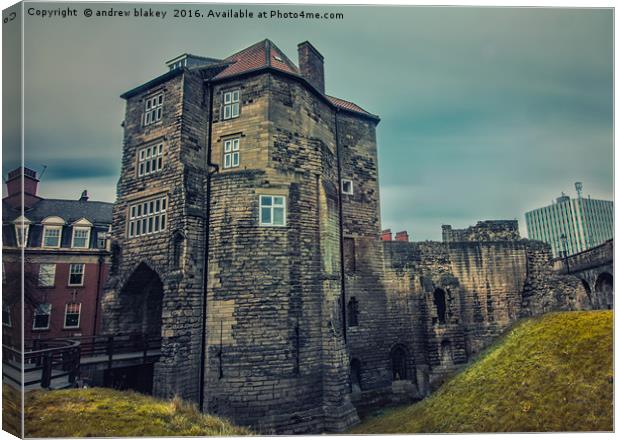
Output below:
[79,190,89,202]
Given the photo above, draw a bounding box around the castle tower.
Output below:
[101,40,380,433]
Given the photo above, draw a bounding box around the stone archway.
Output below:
[390,345,409,381]
[117,262,164,337]
[594,272,613,310]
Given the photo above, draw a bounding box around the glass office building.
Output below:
[525,187,613,258]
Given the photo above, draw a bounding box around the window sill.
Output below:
[63,327,80,330]
[67,284,85,288]
[32,328,50,332]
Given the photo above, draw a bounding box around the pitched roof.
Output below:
[213,39,299,80]
[326,96,377,118]
[3,198,113,225]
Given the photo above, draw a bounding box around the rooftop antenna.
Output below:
[575,181,583,198]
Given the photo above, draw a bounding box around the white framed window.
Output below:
[64,303,81,329]
[128,196,168,238]
[259,195,286,227]
[71,227,91,249]
[3,305,11,328]
[138,143,164,177]
[342,179,354,195]
[223,138,240,169]
[223,89,240,120]
[38,264,56,287]
[42,226,62,248]
[68,263,85,286]
[144,93,163,126]
[33,304,51,330]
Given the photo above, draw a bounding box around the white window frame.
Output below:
[341,179,354,195]
[71,227,91,249]
[96,231,107,249]
[63,303,81,329]
[68,263,85,287]
[42,225,62,248]
[138,143,164,177]
[127,196,168,238]
[33,304,51,330]
[223,89,240,120]
[3,305,11,328]
[38,263,56,287]
[144,93,164,126]
[259,195,287,227]
[223,138,240,169]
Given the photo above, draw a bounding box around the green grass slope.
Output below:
[22,387,251,437]
[353,310,613,433]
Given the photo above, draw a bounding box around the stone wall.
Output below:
[442,220,520,242]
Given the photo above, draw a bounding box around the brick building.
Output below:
[101,39,596,434]
[2,167,112,345]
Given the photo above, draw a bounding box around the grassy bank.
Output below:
[352,310,613,433]
[23,387,251,437]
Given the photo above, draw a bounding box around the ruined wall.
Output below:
[442,220,520,243]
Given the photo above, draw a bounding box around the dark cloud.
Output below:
[7,4,612,240]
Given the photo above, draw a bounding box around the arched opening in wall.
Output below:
[390,345,408,381]
[433,288,447,324]
[118,262,164,337]
[440,340,454,366]
[594,272,613,310]
[350,358,362,394]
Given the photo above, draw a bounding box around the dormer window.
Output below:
[223,89,240,120]
[144,93,163,126]
[13,216,31,248]
[41,216,66,248]
[71,218,92,249]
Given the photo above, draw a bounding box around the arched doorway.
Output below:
[390,345,408,381]
[594,272,613,310]
[118,262,164,337]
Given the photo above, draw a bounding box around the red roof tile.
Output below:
[326,95,375,118]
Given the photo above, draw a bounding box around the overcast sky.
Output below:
[3,4,613,240]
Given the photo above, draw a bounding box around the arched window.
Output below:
[433,288,447,324]
[350,358,362,393]
[347,297,359,327]
[390,345,408,380]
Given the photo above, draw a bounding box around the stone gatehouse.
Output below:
[101,39,597,434]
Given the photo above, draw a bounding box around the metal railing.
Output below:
[3,333,161,389]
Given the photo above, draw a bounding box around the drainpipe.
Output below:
[334,110,347,342]
[92,253,105,336]
[199,82,217,412]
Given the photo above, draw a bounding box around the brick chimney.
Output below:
[4,167,41,209]
[381,229,392,241]
[395,231,409,242]
[79,190,89,202]
[297,41,325,94]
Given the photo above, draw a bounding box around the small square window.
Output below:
[33,304,51,330]
[223,90,240,120]
[38,264,56,287]
[259,195,286,227]
[342,179,354,195]
[68,263,85,286]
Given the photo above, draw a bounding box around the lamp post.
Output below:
[560,233,570,273]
